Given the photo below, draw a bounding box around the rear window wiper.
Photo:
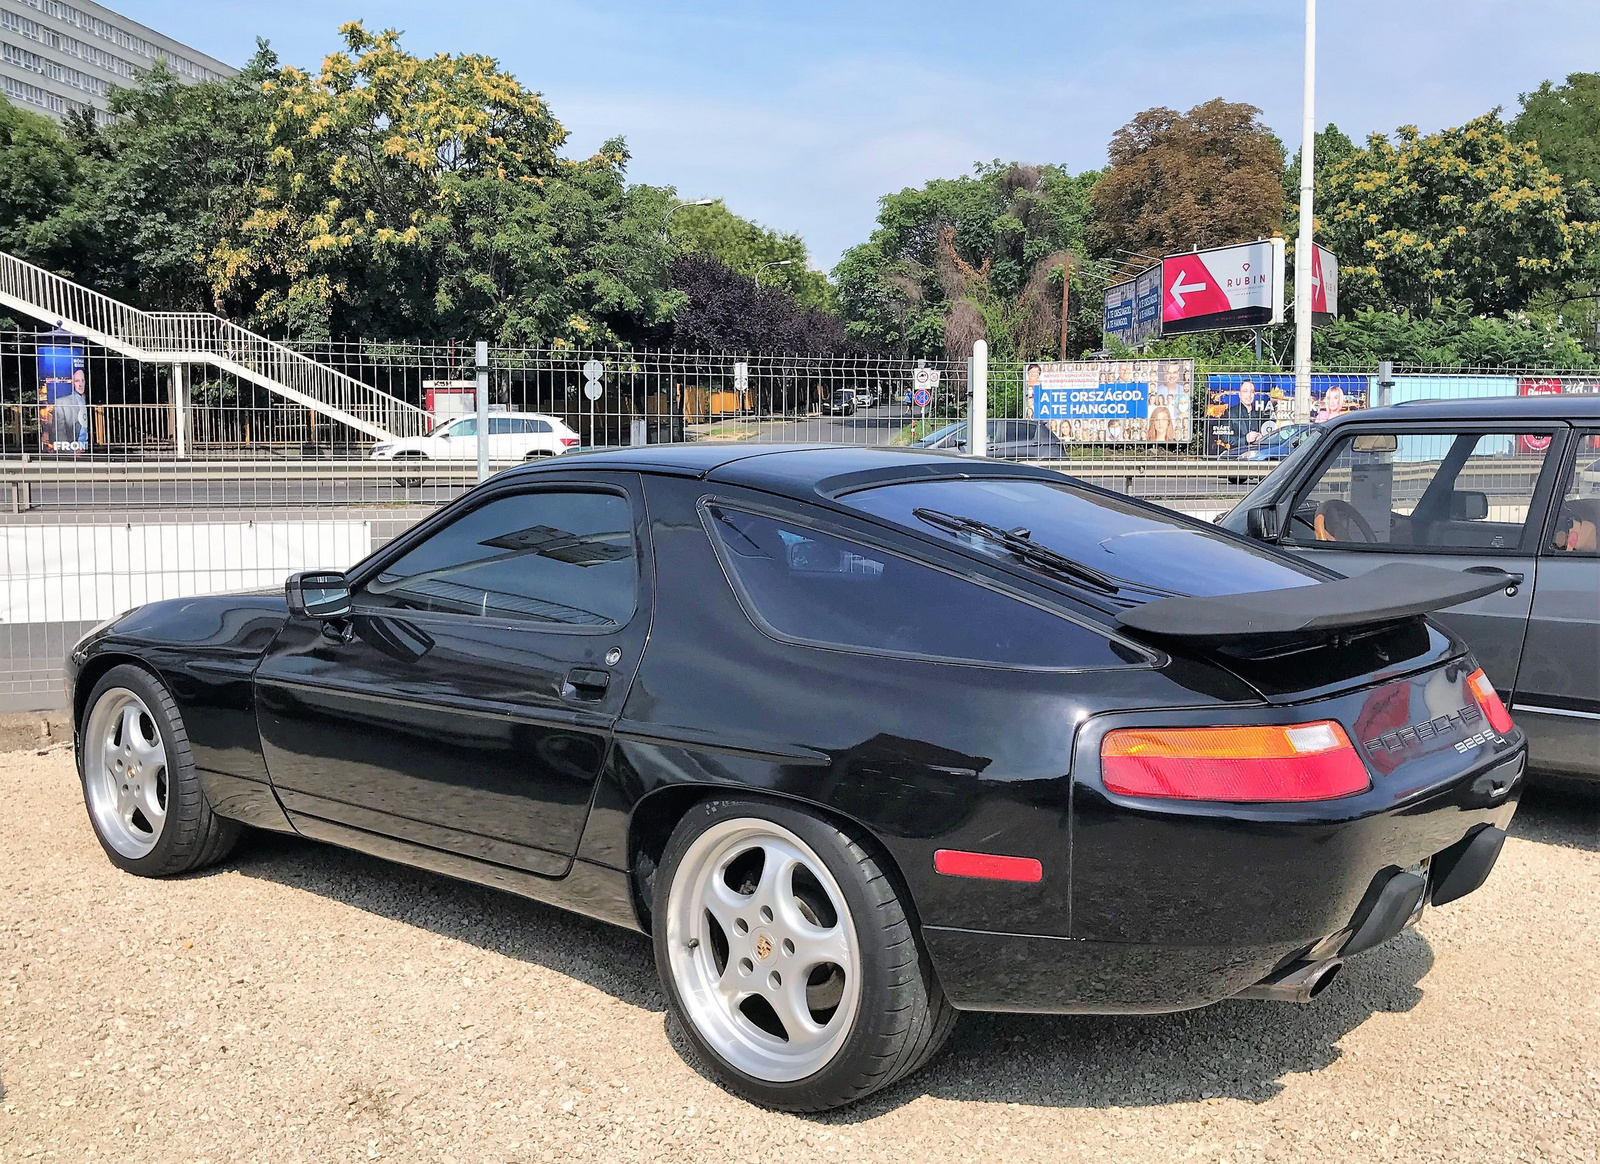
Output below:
[911,507,1122,594]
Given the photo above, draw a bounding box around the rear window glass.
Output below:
[704,505,1141,670]
[842,478,1317,597]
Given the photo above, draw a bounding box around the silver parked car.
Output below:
[1220,395,1600,785]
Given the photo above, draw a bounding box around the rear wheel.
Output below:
[79,665,240,877]
[653,798,955,1111]
[391,451,429,486]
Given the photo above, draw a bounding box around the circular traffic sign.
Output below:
[913,367,933,389]
[912,387,932,408]
[583,380,604,401]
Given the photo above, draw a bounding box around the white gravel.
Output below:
[3,746,1598,1163]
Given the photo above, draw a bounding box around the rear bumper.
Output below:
[922,747,1524,1014]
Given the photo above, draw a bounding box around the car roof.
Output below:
[506,443,1068,497]
[1330,394,1600,425]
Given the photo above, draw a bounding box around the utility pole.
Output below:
[1293,0,1317,425]
[1059,262,1070,361]
[475,340,489,483]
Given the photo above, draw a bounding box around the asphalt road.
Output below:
[3,746,1598,1162]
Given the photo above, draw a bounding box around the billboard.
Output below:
[1203,372,1369,455]
[1309,244,1339,318]
[1160,239,1286,336]
[1024,359,1194,444]
[1101,265,1168,348]
[37,334,89,455]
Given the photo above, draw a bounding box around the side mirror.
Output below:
[286,570,351,620]
[1246,506,1281,541]
[1450,490,1489,521]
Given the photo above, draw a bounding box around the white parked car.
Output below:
[370,413,580,463]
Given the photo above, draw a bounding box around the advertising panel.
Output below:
[1102,279,1136,345]
[1024,359,1194,444]
[37,334,89,455]
[1309,244,1339,318]
[1160,239,1286,336]
[1101,267,1166,348]
[1203,372,1369,456]
[1518,376,1600,453]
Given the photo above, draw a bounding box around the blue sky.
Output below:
[121,1,1600,272]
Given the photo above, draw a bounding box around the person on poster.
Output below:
[1146,405,1177,442]
[1024,363,1044,393]
[1213,380,1266,453]
[1316,384,1347,424]
[53,366,89,451]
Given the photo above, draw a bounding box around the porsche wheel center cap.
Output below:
[754,933,774,961]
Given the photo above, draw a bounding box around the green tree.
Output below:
[0,98,94,277]
[1319,112,1598,316]
[1511,73,1600,192]
[1283,122,1356,234]
[1091,99,1285,260]
[833,162,1098,359]
[670,200,832,312]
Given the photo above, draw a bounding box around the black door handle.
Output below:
[1463,566,1524,595]
[565,668,610,699]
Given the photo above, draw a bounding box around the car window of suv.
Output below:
[450,418,477,438]
[488,417,513,436]
[1548,430,1600,556]
[1283,431,1552,551]
[359,490,637,627]
[704,505,1141,669]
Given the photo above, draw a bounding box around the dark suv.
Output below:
[1220,395,1600,785]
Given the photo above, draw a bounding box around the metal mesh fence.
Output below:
[2,326,1595,706]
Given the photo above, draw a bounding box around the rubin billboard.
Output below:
[1159,238,1287,336]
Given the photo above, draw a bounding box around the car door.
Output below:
[1513,429,1600,778]
[486,415,519,461]
[254,475,651,876]
[1275,424,1565,697]
[441,416,477,459]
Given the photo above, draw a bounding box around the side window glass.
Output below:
[360,491,637,627]
[488,417,513,436]
[1286,432,1551,551]
[531,419,553,434]
[451,418,477,437]
[1550,430,1600,555]
[704,505,1139,669]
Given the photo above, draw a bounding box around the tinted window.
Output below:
[488,417,513,435]
[1549,430,1600,556]
[704,505,1138,669]
[842,478,1316,597]
[1286,431,1551,550]
[450,418,477,437]
[529,418,553,434]
[360,490,636,627]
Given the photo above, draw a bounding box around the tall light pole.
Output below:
[756,258,794,288]
[664,197,715,233]
[1293,0,1317,424]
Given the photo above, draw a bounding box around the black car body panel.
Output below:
[70,445,1527,1015]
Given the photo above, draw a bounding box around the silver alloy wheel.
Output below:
[665,817,863,1083]
[83,687,169,859]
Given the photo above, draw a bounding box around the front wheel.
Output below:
[653,799,955,1111]
[79,664,241,877]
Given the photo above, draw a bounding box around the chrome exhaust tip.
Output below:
[1234,958,1344,1004]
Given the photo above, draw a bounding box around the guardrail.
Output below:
[0,250,431,441]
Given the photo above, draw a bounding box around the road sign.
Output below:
[911,386,932,408]
[913,366,940,391]
[1159,239,1286,336]
[582,358,604,401]
[733,361,749,393]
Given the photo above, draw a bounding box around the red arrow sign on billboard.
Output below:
[1161,254,1230,322]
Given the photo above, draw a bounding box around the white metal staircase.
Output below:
[0,249,431,441]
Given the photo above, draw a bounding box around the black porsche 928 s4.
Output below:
[69,445,1527,1111]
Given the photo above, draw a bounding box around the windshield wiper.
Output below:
[911,507,1122,594]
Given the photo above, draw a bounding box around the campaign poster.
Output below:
[1023,359,1194,444]
[37,337,89,455]
[1203,372,1368,455]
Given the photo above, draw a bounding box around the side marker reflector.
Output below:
[933,849,1043,882]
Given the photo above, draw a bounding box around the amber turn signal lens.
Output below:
[1101,720,1371,802]
[1466,669,1514,735]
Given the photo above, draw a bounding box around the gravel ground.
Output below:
[3,746,1598,1164]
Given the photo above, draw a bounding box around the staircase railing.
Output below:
[0,249,430,441]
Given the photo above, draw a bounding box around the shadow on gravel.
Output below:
[824,929,1435,1120]
[1510,785,1600,852]
[225,830,666,1013]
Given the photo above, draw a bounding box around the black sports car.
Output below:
[69,445,1527,1111]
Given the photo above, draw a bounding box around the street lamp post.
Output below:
[664,198,715,232]
[1293,0,1317,425]
[755,258,795,288]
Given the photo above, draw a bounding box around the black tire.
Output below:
[391,452,429,487]
[652,798,956,1111]
[78,664,241,877]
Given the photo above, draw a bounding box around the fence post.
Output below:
[969,340,988,458]
[475,341,490,483]
[172,363,188,458]
[1377,360,1394,407]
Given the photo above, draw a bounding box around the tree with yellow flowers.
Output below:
[1318,112,1599,317]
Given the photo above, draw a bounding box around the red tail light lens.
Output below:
[560,437,580,448]
[1466,669,1514,735]
[1101,721,1371,802]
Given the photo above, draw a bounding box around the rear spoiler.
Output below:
[1116,562,1516,641]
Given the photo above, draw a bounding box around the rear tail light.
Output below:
[1466,668,1514,735]
[560,437,580,448]
[1101,720,1370,802]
